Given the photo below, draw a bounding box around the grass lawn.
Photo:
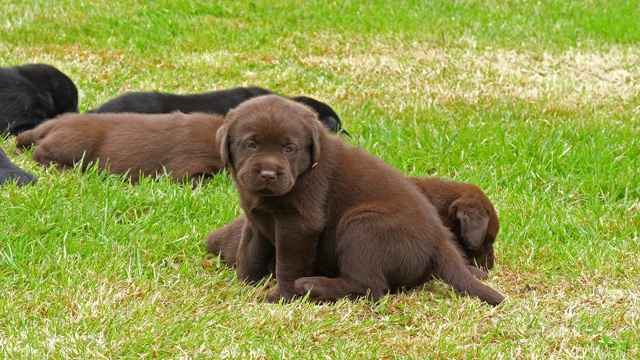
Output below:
[1,0,639,358]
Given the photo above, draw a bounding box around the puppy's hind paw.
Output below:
[295,277,326,298]
[294,278,316,294]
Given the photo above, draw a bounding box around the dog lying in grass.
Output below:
[1,63,78,135]
[90,86,348,135]
[15,97,345,184]
[215,94,504,305]
[0,148,37,186]
[206,177,499,273]
[16,112,226,184]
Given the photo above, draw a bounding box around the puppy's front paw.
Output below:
[265,289,282,303]
[266,285,300,303]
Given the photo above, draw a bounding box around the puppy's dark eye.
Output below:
[245,141,257,149]
[284,145,297,154]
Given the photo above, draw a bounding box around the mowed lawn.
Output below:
[1,1,639,358]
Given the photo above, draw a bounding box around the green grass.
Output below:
[2,0,639,358]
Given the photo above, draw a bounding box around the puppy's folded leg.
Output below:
[205,216,245,267]
[236,223,274,285]
[266,227,321,303]
[0,149,37,186]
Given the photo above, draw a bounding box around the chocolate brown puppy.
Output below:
[15,112,224,183]
[217,95,503,305]
[206,212,489,282]
[206,177,498,275]
[409,177,499,271]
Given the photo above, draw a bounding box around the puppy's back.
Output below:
[18,112,225,182]
[1,68,55,135]
[92,86,272,114]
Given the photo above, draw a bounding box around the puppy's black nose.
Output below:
[259,169,277,181]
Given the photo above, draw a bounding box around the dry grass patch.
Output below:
[300,40,640,111]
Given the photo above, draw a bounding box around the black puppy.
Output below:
[0,148,36,186]
[0,64,78,135]
[91,86,347,134]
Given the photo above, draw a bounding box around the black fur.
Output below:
[0,148,36,186]
[91,86,347,134]
[0,64,78,135]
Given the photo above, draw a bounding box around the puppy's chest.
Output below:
[245,205,282,242]
[247,201,322,243]
[252,216,276,243]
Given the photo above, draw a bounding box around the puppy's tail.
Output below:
[15,120,55,149]
[433,239,504,306]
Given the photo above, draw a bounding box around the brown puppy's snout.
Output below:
[238,158,294,196]
[259,169,278,181]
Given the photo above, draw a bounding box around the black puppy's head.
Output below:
[0,66,56,135]
[290,96,348,136]
[14,64,79,115]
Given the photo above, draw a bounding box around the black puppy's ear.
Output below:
[451,201,489,250]
[216,121,231,169]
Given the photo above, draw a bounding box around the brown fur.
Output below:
[207,215,246,268]
[216,94,503,305]
[15,112,225,183]
[206,177,498,277]
[409,177,499,271]
[206,211,489,281]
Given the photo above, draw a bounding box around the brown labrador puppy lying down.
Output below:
[206,177,499,273]
[216,94,504,305]
[408,177,499,271]
[15,112,225,183]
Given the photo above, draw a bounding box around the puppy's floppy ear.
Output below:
[216,121,231,168]
[306,114,323,165]
[450,200,489,250]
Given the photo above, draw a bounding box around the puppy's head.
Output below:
[14,64,79,114]
[217,95,324,197]
[449,195,499,270]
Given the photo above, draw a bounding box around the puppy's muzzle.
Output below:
[259,169,277,181]
[239,164,293,197]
